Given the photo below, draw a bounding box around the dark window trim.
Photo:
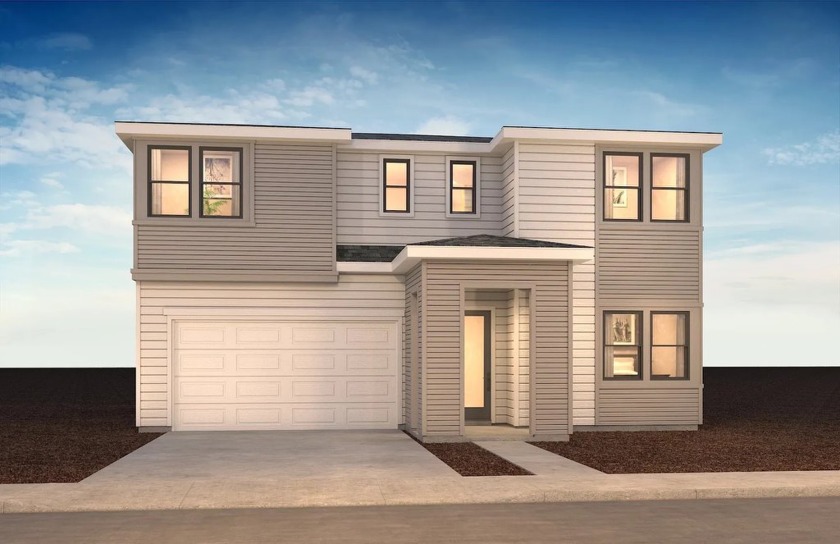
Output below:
[199,146,244,219]
[148,145,192,218]
[650,153,690,223]
[603,151,643,222]
[382,158,411,213]
[449,160,477,215]
[603,310,644,381]
[650,311,690,381]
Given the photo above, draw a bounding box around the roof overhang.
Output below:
[337,245,594,275]
[489,126,723,152]
[115,122,352,149]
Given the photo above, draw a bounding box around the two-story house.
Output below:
[116,122,721,442]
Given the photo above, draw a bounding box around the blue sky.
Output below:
[1,1,838,367]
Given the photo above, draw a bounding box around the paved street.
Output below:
[1,497,837,544]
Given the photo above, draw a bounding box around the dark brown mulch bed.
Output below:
[0,368,163,484]
[406,432,531,476]
[532,367,840,473]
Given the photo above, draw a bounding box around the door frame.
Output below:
[464,309,493,423]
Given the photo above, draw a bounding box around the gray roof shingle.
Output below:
[409,234,590,249]
[337,235,590,262]
[336,245,404,262]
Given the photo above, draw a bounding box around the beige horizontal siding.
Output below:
[597,227,701,301]
[597,388,701,425]
[336,151,503,244]
[137,275,405,428]
[136,142,335,279]
[423,261,570,439]
[515,143,596,427]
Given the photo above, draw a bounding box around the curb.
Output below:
[3,484,839,514]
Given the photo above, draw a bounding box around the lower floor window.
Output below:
[603,310,690,381]
[604,312,642,379]
[651,312,689,379]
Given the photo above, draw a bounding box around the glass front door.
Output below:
[464,311,491,421]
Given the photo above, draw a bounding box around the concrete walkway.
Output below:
[2,438,839,514]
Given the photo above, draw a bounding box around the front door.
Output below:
[464,311,491,422]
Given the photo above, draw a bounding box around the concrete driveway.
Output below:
[82,430,457,484]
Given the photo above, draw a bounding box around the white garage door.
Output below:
[173,320,399,431]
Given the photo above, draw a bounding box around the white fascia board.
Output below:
[492,127,723,151]
[340,139,491,154]
[115,122,352,149]
[336,262,395,274]
[390,245,594,274]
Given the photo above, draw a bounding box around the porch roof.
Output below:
[336,235,594,274]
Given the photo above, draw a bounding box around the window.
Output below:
[382,158,410,213]
[449,160,477,214]
[148,146,191,217]
[651,154,689,221]
[603,153,642,221]
[200,147,242,218]
[604,311,642,379]
[651,312,689,379]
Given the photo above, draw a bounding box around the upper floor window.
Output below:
[448,160,477,215]
[382,158,411,213]
[651,312,689,379]
[603,153,642,221]
[200,147,242,218]
[149,146,191,217]
[651,154,689,222]
[603,311,642,380]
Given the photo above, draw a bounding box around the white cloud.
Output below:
[23,203,131,234]
[0,67,131,170]
[415,115,471,135]
[285,86,335,107]
[763,131,840,166]
[39,173,64,189]
[634,90,705,118]
[0,240,79,257]
[37,33,93,51]
[349,66,378,85]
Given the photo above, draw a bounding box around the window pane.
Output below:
[151,149,189,181]
[652,347,687,378]
[604,187,639,220]
[652,156,686,188]
[203,150,239,183]
[385,161,407,186]
[605,154,640,188]
[451,188,474,213]
[652,189,686,221]
[652,313,686,345]
[452,163,475,188]
[385,187,407,211]
[605,346,640,378]
[606,313,639,346]
[151,182,189,216]
[203,185,241,217]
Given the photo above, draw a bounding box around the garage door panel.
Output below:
[173,320,399,431]
[176,351,396,377]
[175,376,395,404]
[175,403,397,430]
